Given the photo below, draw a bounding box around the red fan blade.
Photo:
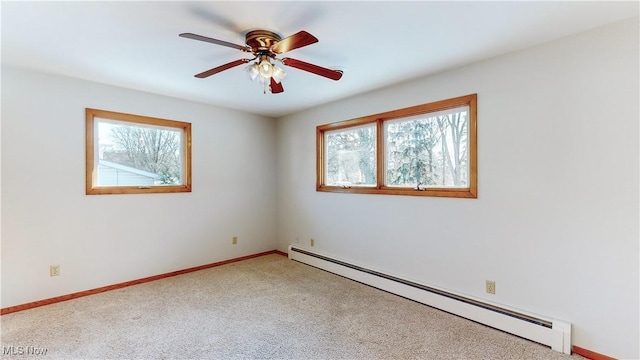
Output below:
[180,33,250,52]
[281,58,343,81]
[195,59,250,78]
[271,31,318,54]
[270,78,284,94]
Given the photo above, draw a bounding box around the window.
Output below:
[317,94,477,198]
[86,108,192,195]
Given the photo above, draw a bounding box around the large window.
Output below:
[86,108,192,195]
[317,94,477,198]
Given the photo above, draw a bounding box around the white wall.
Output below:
[1,67,278,308]
[276,17,639,359]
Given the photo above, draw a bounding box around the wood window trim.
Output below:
[85,108,192,195]
[316,94,477,198]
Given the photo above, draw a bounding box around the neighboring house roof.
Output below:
[98,159,162,180]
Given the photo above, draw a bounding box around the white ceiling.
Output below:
[2,1,638,118]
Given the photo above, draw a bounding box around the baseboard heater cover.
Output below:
[288,245,571,354]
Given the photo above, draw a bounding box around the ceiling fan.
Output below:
[179,30,343,94]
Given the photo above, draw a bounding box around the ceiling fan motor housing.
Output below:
[245,30,282,53]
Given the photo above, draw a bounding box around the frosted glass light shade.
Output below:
[244,64,259,81]
[259,59,273,77]
[272,66,286,83]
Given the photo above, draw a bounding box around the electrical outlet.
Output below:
[232,236,238,245]
[50,265,60,277]
[486,280,496,294]
[295,235,300,244]
[310,238,315,247]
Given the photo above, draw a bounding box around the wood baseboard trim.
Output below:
[1,250,286,316]
[572,346,616,360]
[273,250,288,257]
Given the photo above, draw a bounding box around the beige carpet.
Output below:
[1,254,584,359]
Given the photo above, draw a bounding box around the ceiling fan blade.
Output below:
[179,33,250,52]
[270,78,284,94]
[271,31,318,54]
[195,59,250,78]
[281,58,343,81]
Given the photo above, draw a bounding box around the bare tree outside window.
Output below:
[100,122,182,185]
[386,107,469,189]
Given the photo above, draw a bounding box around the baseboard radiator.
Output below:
[288,245,571,354]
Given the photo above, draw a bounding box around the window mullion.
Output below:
[376,119,384,189]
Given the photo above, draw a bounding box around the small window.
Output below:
[86,108,192,195]
[317,94,477,198]
[324,123,377,187]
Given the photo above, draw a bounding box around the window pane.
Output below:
[324,124,376,187]
[96,119,183,186]
[385,106,469,188]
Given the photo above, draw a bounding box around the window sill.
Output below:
[316,185,477,198]
[86,185,192,195]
